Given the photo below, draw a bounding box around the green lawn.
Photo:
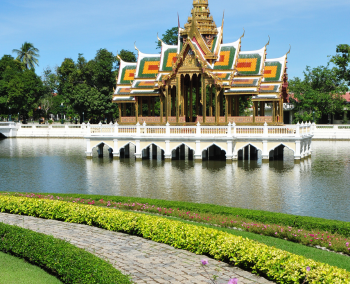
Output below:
[0,251,62,284]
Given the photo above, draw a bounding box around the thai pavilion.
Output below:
[113,0,289,126]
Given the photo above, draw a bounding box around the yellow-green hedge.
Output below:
[0,196,349,283]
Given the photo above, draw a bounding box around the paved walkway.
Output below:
[0,213,274,284]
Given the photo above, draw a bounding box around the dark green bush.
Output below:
[0,222,131,284]
[50,193,350,237]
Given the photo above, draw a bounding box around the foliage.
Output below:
[156,27,178,49]
[116,49,137,68]
[12,42,40,70]
[57,49,118,122]
[289,65,347,123]
[0,222,131,284]
[19,192,350,238]
[0,195,349,283]
[330,44,350,85]
[0,55,45,118]
[9,193,350,257]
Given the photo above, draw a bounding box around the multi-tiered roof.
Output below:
[113,0,289,105]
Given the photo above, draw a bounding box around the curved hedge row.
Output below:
[0,195,349,283]
[0,221,131,284]
[43,193,350,237]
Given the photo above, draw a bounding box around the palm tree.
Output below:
[12,42,40,69]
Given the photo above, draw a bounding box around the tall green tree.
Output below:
[330,44,350,85]
[0,55,44,119]
[57,49,119,122]
[289,65,347,123]
[156,27,178,49]
[12,42,40,70]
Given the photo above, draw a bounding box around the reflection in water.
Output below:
[0,139,350,222]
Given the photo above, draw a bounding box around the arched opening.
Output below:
[120,143,136,159]
[142,144,165,160]
[269,144,294,161]
[93,142,113,158]
[237,145,261,161]
[0,132,6,139]
[202,144,226,161]
[171,144,194,161]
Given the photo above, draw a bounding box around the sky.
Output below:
[0,0,349,80]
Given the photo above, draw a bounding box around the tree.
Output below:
[0,55,44,119]
[12,42,40,70]
[57,49,119,122]
[156,27,178,49]
[289,65,347,123]
[39,67,59,119]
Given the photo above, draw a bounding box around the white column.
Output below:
[262,140,269,161]
[232,142,238,161]
[196,122,201,137]
[166,122,170,136]
[164,140,171,161]
[85,139,92,158]
[113,139,120,159]
[134,140,142,161]
[294,140,301,160]
[226,140,233,162]
[296,122,300,137]
[194,140,202,161]
[263,122,268,137]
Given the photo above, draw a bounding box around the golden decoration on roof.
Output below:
[181,0,218,37]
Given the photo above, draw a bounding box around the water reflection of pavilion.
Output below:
[113,0,289,126]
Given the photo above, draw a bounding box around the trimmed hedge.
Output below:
[43,193,350,237]
[0,221,131,284]
[0,196,349,283]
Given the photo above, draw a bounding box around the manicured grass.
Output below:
[128,210,350,271]
[0,251,62,284]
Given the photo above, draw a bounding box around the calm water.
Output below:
[0,138,350,222]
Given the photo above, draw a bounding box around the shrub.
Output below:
[0,195,349,283]
[0,221,131,284]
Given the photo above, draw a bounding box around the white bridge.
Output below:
[85,122,313,162]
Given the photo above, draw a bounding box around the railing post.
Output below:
[311,122,316,134]
[227,122,232,137]
[196,122,201,137]
[136,122,140,135]
[142,121,146,135]
[232,122,236,136]
[296,122,300,137]
[166,122,170,136]
[114,121,119,134]
[263,122,268,137]
[98,121,102,133]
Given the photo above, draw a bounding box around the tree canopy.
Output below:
[57,49,118,122]
[12,42,40,70]
[0,55,44,118]
[156,27,178,49]
[330,44,350,85]
[289,65,347,123]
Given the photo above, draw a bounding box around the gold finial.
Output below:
[157,33,164,44]
[117,54,122,61]
[221,10,225,29]
[286,44,291,55]
[134,42,140,53]
[240,28,245,39]
[265,35,270,47]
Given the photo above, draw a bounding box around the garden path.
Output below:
[0,213,274,284]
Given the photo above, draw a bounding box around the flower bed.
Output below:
[6,193,350,256]
[0,221,131,284]
[0,195,349,283]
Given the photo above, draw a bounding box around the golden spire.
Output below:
[181,0,218,37]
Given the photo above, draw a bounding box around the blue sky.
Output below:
[0,0,349,79]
